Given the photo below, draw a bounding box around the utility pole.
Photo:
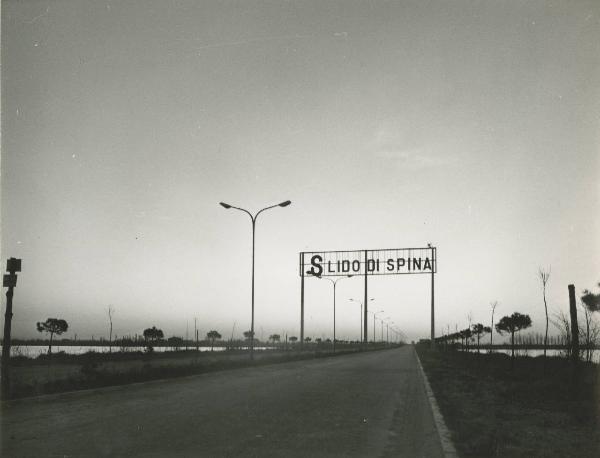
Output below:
[2,258,21,400]
[194,318,198,351]
[568,284,579,364]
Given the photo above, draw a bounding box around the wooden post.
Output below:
[568,284,579,364]
[1,258,21,400]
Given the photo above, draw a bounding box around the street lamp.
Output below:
[349,297,374,343]
[394,327,407,343]
[375,310,385,343]
[368,310,384,343]
[384,318,393,345]
[319,275,353,352]
[219,200,291,359]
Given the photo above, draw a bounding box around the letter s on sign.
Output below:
[307,254,323,277]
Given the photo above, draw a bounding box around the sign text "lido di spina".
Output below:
[299,247,437,277]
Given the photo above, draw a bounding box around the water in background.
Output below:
[4,345,269,358]
[466,348,599,363]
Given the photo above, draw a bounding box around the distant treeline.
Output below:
[7,338,245,347]
[4,337,369,347]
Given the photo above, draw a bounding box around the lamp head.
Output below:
[279,200,292,207]
[219,202,232,209]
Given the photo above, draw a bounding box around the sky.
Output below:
[1,0,599,343]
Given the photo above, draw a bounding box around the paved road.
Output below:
[1,346,444,457]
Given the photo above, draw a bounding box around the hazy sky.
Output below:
[2,0,599,342]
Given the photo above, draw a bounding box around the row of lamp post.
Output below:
[219,199,406,356]
[349,297,374,342]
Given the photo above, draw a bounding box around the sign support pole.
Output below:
[300,252,305,349]
[431,247,435,349]
[364,249,368,344]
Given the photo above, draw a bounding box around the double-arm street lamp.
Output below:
[319,275,353,352]
[219,200,291,359]
[349,297,374,343]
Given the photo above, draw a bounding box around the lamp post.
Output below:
[219,200,291,360]
[385,318,393,345]
[319,276,353,352]
[368,310,384,343]
[349,297,374,343]
[374,310,384,343]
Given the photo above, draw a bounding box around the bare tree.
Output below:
[108,305,115,353]
[579,302,599,363]
[538,267,551,358]
[551,310,571,359]
[490,301,498,351]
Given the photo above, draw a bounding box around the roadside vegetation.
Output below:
[417,281,600,457]
[417,344,599,457]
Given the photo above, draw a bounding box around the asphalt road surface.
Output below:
[1,346,444,457]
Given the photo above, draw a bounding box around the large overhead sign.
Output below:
[299,247,436,277]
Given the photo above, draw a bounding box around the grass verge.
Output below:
[6,345,396,399]
[416,345,600,457]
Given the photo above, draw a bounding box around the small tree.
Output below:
[304,337,312,343]
[495,312,532,359]
[289,336,298,343]
[36,318,69,355]
[578,303,597,362]
[551,310,571,358]
[269,334,281,344]
[580,284,600,362]
[143,326,164,350]
[167,336,184,351]
[243,330,254,342]
[581,283,600,312]
[206,330,222,351]
[459,328,472,350]
[471,323,491,353]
